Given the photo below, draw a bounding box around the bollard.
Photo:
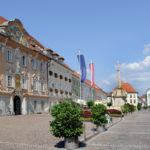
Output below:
[84,123,86,141]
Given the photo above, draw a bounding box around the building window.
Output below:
[130,95,132,98]
[22,78,27,89]
[134,100,136,104]
[65,77,68,81]
[40,63,44,72]
[33,80,37,90]
[69,79,72,83]
[60,75,63,79]
[41,83,44,91]
[34,101,37,110]
[41,101,44,110]
[31,59,36,69]
[55,73,58,78]
[7,50,12,62]
[22,56,26,66]
[8,76,12,87]
[130,99,132,103]
[49,71,53,76]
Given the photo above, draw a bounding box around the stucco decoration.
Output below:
[15,74,21,91]
[6,23,28,47]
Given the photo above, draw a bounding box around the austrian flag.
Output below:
[89,62,94,88]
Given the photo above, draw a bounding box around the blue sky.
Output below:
[1,0,150,95]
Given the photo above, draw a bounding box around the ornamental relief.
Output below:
[6,23,28,47]
[15,74,21,91]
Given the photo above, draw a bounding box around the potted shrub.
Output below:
[107,101,112,108]
[50,101,83,150]
[86,100,94,108]
[137,103,142,111]
[90,104,107,132]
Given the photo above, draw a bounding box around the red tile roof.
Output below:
[107,92,112,97]
[0,16,8,24]
[58,56,64,60]
[72,71,81,78]
[114,83,137,93]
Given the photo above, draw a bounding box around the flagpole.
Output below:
[90,60,92,100]
[79,51,82,102]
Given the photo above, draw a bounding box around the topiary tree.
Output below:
[137,103,142,111]
[86,100,94,108]
[50,101,83,149]
[107,101,112,108]
[130,104,136,113]
[121,104,129,114]
[90,104,107,129]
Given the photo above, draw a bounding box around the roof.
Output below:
[64,63,73,71]
[72,71,81,79]
[0,16,66,61]
[141,94,146,99]
[107,92,112,97]
[114,83,137,93]
[0,16,8,24]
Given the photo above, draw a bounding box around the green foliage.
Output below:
[121,103,136,114]
[86,100,94,108]
[50,101,83,138]
[90,104,107,126]
[107,102,112,107]
[137,103,142,111]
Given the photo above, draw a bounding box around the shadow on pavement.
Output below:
[54,140,86,148]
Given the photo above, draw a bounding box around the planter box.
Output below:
[97,125,105,132]
[65,137,79,150]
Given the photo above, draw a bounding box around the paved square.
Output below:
[0,110,149,150]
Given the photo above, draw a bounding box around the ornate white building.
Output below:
[0,16,72,116]
[107,62,138,110]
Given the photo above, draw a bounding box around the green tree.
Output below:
[107,101,112,108]
[50,101,83,138]
[90,104,107,126]
[137,103,142,111]
[86,100,94,108]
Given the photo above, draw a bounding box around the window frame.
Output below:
[7,50,12,62]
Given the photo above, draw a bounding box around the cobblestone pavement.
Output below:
[80,110,150,150]
[0,113,121,150]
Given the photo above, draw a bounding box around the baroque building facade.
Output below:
[0,16,72,116]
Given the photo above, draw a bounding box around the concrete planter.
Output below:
[64,137,79,150]
[97,125,105,132]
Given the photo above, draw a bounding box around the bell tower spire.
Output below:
[117,61,121,88]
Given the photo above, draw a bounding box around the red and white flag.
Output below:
[89,62,94,88]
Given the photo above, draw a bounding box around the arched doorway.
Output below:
[14,96,21,115]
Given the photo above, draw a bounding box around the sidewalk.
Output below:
[79,110,150,150]
[80,117,122,142]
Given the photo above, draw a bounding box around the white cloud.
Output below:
[143,43,150,54]
[120,56,150,71]
[102,80,110,85]
[101,56,150,95]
